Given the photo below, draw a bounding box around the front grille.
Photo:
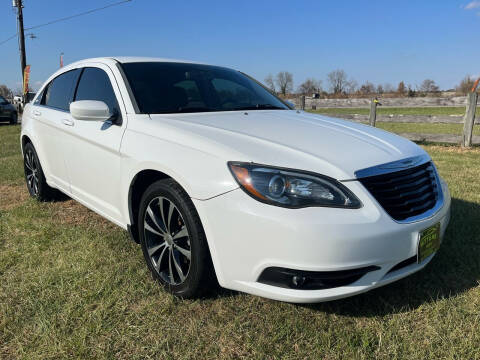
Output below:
[358,161,440,221]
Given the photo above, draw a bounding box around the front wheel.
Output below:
[138,178,215,298]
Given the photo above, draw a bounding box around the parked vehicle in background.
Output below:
[13,96,23,105]
[0,95,18,124]
[25,92,36,104]
[20,57,451,303]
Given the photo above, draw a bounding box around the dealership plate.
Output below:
[417,223,441,263]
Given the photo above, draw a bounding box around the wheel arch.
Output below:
[128,169,170,243]
[21,134,32,153]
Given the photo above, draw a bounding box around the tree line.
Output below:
[264,70,478,97]
[0,72,478,101]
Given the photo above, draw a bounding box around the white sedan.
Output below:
[21,57,451,303]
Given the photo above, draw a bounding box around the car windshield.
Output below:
[121,62,290,114]
[0,96,8,104]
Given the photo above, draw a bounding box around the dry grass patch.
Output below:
[51,198,118,231]
[0,184,29,210]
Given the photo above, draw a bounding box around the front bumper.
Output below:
[193,179,451,303]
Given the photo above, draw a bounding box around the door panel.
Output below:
[32,106,70,191]
[62,65,126,223]
[33,69,81,192]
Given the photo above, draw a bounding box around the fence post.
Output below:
[300,95,305,110]
[462,92,478,147]
[369,98,378,127]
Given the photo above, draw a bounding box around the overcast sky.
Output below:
[1,0,479,92]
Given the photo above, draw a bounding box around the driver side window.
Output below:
[74,67,120,116]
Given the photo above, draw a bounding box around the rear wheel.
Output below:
[138,178,215,298]
[23,142,57,201]
[9,112,18,125]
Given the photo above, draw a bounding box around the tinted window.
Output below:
[212,78,255,106]
[174,80,205,107]
[43,69,81,110]
[121,62,289,114]
[74,67,119,114]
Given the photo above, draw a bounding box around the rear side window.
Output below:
[74,67,120,115]
[43,69,81,111]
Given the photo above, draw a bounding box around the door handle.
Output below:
[33,110,41,116]
[62,119,74,126]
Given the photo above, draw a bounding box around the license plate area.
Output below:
[417,223,441,263]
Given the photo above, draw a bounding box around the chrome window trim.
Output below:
[355,154,445,224]
[35,103,70,113]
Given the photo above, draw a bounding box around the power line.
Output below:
[0,33,17,46]
[25,0,132,31]
[0,0,133,46]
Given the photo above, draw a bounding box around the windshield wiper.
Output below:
[233,104,286,111]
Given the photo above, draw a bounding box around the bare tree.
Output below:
[346,79,358,94]
[275,72,293,96]
[376,84,384,94]
[298,78,322,95]
[456,75,475,94]
[419,79,440,92]
[0,85,13,99]
[359,81,375,94]
[397,81,406,95]
[264,74,276,93]
[383,83,394,93]
[327,69,349,94]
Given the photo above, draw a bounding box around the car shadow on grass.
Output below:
[303,197,480,316]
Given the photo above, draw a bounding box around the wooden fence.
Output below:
[298,94,478,147]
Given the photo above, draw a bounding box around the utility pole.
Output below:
[14,0,27,92]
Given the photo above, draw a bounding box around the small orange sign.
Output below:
[23,65,31,95]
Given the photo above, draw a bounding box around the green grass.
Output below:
[376,122,480,136]
[309,106,480,116]
[1,125,480,359]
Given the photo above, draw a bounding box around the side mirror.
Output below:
[285,100,296,109]
[70,100,111,121]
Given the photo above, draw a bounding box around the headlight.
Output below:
[228,162,362,209]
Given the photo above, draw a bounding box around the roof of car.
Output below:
[68,57,206,66]
[112,56,203,64]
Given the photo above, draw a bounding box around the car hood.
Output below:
[1,103,15,110]
[149,110,427,180]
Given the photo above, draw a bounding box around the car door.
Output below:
[30,69,81,192]
[62,64,127,224]
[0,96,8,118]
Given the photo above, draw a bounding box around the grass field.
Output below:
[1,125,480,359]
[375,122,480,136]
[309,106,480,117]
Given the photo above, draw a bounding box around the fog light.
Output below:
[292,275,306,288]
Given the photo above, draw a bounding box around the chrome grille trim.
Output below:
[355,155,444,223]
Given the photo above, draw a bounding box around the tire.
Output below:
[23,142,58,201]
[9,112,18,125]
[138,178,215,298]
